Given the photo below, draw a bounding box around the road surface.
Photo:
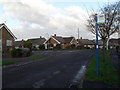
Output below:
[3,50,95,88]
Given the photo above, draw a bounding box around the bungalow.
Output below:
[44,34,78,49]
[94,38,120,49]
[92,39,104,49]
[109,38,120,48]
[28,36,46,49]
[0,23,17,53]
[77,38,94,49]
[98,40,103,49]
[15,37,46,49]
[15,39,24,49]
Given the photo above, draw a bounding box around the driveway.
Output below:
[2,50,95,88]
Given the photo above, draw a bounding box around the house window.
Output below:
[84,45,87,47]
[36,45,39,48]
[88,45,91,48]
[6,40,12,46]
[54,44,56,47]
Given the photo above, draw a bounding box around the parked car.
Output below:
[12,48,32,57]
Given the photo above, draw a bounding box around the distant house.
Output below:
[44,34,78,49]
[93,38,120,49]
[92,40,103,49]
[96,38,120,49]
[15,37,46,49]
[77,38,94,49]
[15,39,24,49]
[98,40,103,49]
[28,36,46,49]
[109,38,120,48]
[0,23,17,53]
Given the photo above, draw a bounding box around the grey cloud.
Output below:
[1,0,95,40]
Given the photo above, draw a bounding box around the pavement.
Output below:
[110,50,120,73]
[2,50,94,88]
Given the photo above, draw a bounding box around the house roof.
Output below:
[0,23,17,39]
[109,38,119,44]
[15,40,24,47]
[52,36,65,44]
[44,35,75,44]
[63,37,74,44]
[92,40,103,45]
[28,37,46,45]
[78,39,94,45]
[52,36,75,44]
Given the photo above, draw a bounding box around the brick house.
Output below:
[0,23,17,54]
[44,34,78,49]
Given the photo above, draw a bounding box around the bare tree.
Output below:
[87,1,120,50]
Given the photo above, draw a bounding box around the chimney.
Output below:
[80,37,82,39]
[54,34,56,36]
[40,36,42,38]
[22,39,24,41]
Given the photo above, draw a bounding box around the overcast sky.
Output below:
[0,0,118,41]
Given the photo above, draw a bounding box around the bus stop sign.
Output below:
[98,14,105,24]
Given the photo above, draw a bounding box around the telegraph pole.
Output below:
[78,28,79,40]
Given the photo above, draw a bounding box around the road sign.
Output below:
[98,14,105,24]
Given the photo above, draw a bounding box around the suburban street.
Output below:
[3,50,95,88]
[0,0,119,89]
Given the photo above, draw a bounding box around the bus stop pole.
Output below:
[95,14,99,76]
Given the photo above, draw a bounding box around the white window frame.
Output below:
[6,40,12,46]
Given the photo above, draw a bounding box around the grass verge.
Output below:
[26,56,45,61]
[0,61,16,66]
[84,50,120,85]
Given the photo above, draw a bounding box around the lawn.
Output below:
[0,56,45,66]
[26,56,45,60]
[84,50,120,85]
[0,61,16,66]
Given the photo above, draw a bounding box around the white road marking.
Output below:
[33,70,61,88]
[33,79,46,88]
[72,65,86,83]
[53,71,60,75]
[15,62,33,66]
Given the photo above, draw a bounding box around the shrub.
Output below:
[11,48,31,57]
[54,44,61,49]
[11,49,23,57]
[116,46,120,53]
[24,40,32,50]
[32,46,37,50]
[71,44,76,49]
[39,44,45,50]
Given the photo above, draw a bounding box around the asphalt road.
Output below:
[2,50,95,88]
